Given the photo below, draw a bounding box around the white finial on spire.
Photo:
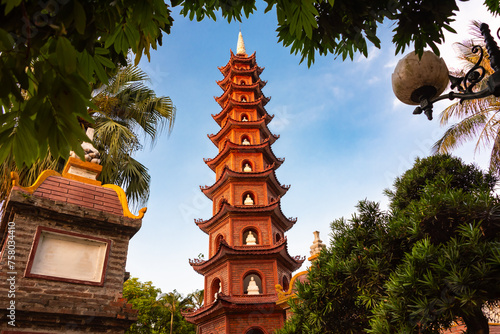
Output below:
[237,31,246,56]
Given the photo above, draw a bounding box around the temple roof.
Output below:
[9,158,146,220]
[200,165,289,200]
[203,140,284,172]
[194,198,296,234]
[276,270,309,309]
[189,238,305,274]
[218,50,260,75]
[215,80,268,108]
[208,116,279,147]
[217,76,266,92]
[212,96,270,126]
[183,293,280,324]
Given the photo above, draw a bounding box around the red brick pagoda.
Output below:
[183,33,305,334]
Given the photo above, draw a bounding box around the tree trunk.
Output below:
[462,308,489,334]
[170,310,174,334]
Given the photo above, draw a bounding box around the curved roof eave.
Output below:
[200,164,288,199]
[207,116,278,147]
[194,199,296,234]
[204,140,283,172]
[188,238,305,274]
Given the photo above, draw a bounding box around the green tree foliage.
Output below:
[0,0,172,168]
[186,289,204,310]
[2,1,500,172]
[0,62,174,210]
[172,0,500,65]
[123,277,196,334]
[277,154,500,334]
[370,224,500,333]
[433,22,500,176]
[91,62,175,207]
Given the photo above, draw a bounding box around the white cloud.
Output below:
[355,46,382,63]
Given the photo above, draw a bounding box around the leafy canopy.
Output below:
[0,0,172,168]
[123,277,197,334]
[2,0,500,171]
[278,154,500,334]
[172,0,500,66]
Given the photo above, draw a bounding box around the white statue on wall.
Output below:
[247,277,260,295]
[244,194,254,205]
[214,281,222,300]
[245,231,257,245]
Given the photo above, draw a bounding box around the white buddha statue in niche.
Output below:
[247,277,260,295]
[242,116,248,121]
[242,138,250,145]
[214,282,222,300]
[243,163,252,172]
[244,194,254,205]
[245,231,257,245]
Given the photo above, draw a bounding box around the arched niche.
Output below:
[215,234,224,250]
[242,160,253,172]
[240,95,248,102]
[242,192,255,205]
[243,272,263,295]
[243,228,259,245]
[210,277,222,303]
[241,135,251,145]
[240,80,246,85]
[245,327,266,334]
[275,233,282,243]
[282,275,290,292]
[241,113,249,121]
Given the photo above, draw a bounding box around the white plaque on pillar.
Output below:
[27,227,110,285]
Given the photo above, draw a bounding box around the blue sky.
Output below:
[126,2,498,296]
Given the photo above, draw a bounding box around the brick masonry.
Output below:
[0,176,141,333]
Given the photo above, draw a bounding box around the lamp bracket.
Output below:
[415,23,500,121]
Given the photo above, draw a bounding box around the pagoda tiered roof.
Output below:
[188,238,305,275]
[217,76,267,91]
[212,97,271,126]
[200,165,290,200]
[218,66,264,84]
[215,80,268,107]
[203,140,284,172]
[218,50,261,75]
[208,116,279,147]
[183,293,280,324]
[194,199,297,234]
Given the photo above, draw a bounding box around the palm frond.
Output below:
[433,113,488,154]
[489,130,500,176]
[435,23,500,172]
[116,155,150,210]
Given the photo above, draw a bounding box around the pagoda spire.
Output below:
[236,31,246,56]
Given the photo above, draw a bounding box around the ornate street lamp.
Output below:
[392,23,500,120]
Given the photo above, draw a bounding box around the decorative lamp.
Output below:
[392,23,500,121]
[392,51,449,106]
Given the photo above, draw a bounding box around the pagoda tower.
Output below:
[183,33,305,334]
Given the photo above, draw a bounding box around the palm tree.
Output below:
[187,289,204,310]
[90,62,175,208]
[1,62,175,212]
[161,290,191,334]
[433,21,500,174]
